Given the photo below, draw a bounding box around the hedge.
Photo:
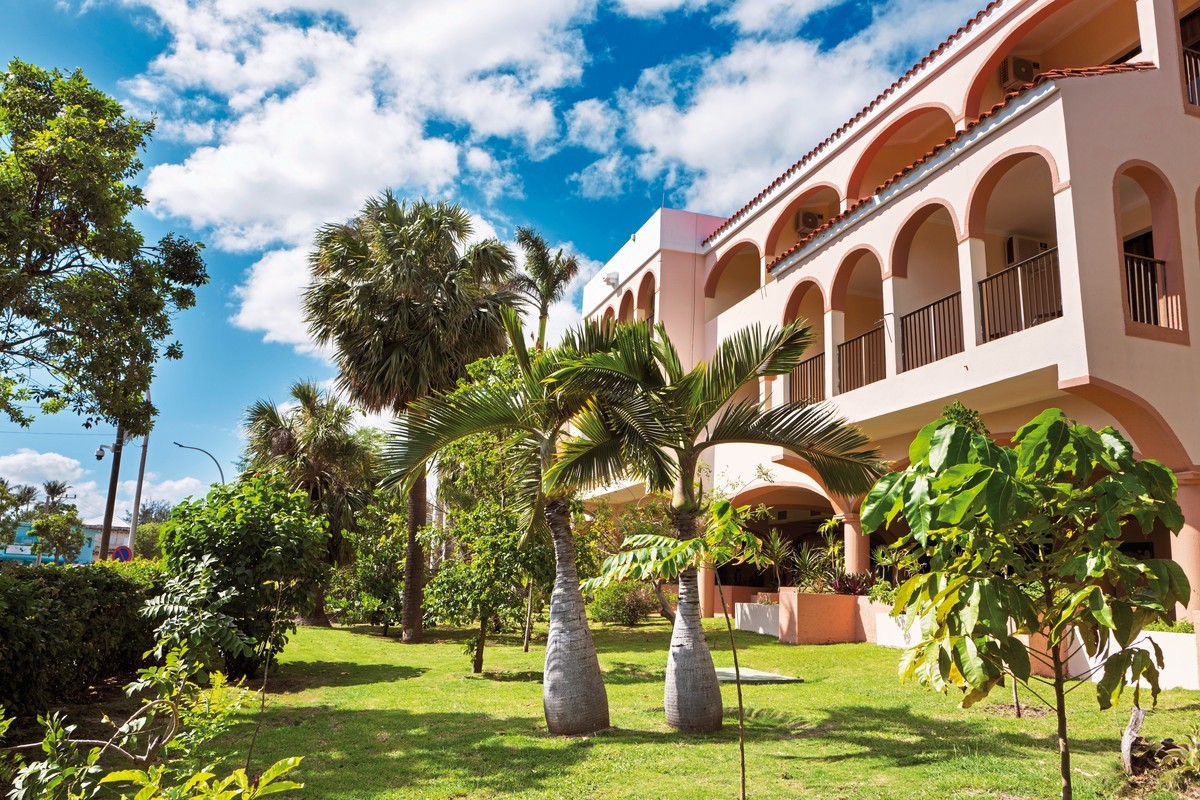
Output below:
[0,559,166,717]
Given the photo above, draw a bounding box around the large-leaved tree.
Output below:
[862,409,1190,800]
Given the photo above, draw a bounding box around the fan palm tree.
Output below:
[304,193,518,643]
[42,480,71,511]
[550,321,882,732]
[243,380,378,625]
[381,310,670,735]
[514,226,580,350]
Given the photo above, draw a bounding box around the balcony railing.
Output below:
[979,248,1062,342]
[900,292,964,372]
[1124,253,1183,330]
[1185,47,1200,106]
[789,353,825,404]
[837,325,885,393]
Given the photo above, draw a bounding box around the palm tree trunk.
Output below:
[299,585,333,627]
[542,496,610,735]
[402,470,427,644]
[665,511,723,732]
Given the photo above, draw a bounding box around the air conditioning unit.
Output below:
[999,56,1041,91]
[794,209,825,235]
[1005,235,1050,266]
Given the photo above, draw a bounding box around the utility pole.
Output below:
[99,421,125,560]
[128,431,149,555]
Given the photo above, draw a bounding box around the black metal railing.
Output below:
[1124,253,1182,330]
[979,248,1062,342]
[837,326,886,393]
[1185,47,1200,106]
[789,353,825,404]
[900,292,964,372]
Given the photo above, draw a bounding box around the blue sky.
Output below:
[0,0,983,522]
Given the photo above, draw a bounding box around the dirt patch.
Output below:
[982,703,1050,719]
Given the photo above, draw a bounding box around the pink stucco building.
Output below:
[583,0,1200,619]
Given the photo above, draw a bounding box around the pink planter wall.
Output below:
[778,589,892,645]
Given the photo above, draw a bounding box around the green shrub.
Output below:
[162,473,327,678]
[868,581,898,606]
[1144,618,1195,634]
[0,562,160,717]
[132,521,165,559]
[588,582,658,626]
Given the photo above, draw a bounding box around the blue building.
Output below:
[1,521,97,565]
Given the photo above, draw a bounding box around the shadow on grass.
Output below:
[235,707,592,797]
[602,661,665,685]
[268,661,428,693]
[469,669,544,683]
[775,703,1117,766]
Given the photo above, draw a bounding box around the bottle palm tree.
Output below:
[381,310,666,735]
[513,226,580,350]
[550,321,881,732]
[42,480,71,511]
[304,193,518,643]
[243,380,378,625]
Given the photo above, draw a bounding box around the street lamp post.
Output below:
[173,442,225,484]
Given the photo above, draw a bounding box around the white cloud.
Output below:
[0,448,205,525]
[718,0,845,35]
[231,247,325,354]
[610,0,713,18]
[0,448,86,487]
[571,152,633,199]
[565,98,621,152]
[616,0,984,213]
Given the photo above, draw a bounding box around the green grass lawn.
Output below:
[223,620,1197,800]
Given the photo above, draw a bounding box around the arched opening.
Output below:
[602,306,616,324]
[765,185,842,259]
[720,484,838,602]
[891,204,965,371]
[971,152,1062,341]
[1115,164,1186,333]
[635,272,656,324]
[782,281,827,403]
[618,291,635,322]
[846,107,956,202]
[705,242,761,321]
[965,0,1141,119]
[831,249,885,393]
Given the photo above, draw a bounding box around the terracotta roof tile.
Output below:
[702,1,1007,246]
[764,62,1155,273]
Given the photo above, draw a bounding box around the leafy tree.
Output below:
[425,503,538,672]
[577,497,677,621]
[123,499,174,525]
[0,59,207,431]
[861,409,1191,800]
[513,226,579,350]
[383,310,633,735]
[162,473,327,678]
[551,320,881,732]
[305,193,518,643]
[29,507,84,564]
[243,380,378,624]
[0,480,33,545]
[330,489,408,635]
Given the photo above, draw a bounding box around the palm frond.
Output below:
[702,400,882,496]
[696,322,814,426]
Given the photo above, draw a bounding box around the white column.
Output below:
[958,237,988,348]
[826,309,844,397]
[1136,0,1184,78]
[882,275,900,377]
